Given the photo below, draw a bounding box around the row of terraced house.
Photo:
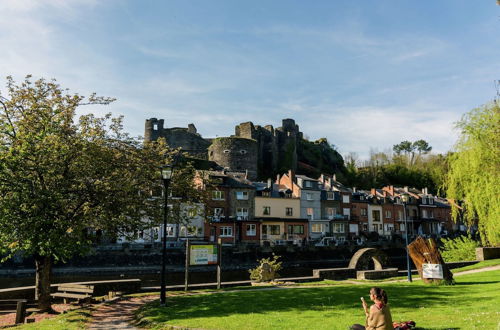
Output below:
[119,170,458,246]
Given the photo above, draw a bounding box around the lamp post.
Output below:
[401,194,413,282]
[160,164,173,306]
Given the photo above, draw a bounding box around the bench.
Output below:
[0,299,39,324]
[50,284,95,304]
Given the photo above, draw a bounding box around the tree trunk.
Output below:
[35,254,53,312]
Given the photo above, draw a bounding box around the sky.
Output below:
[1,0,499,160]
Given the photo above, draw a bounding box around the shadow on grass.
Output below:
[135,271,499,328]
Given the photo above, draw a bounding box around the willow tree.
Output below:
[0,76,172,311]
[446,102,500,246]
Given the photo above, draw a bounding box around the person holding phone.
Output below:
[349,287,393,330]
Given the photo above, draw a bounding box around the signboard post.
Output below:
[217,238,222,289]
[186,242,221,290]
[184,239,190,291]
[422,263,444,279]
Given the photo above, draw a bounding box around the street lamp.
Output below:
[160,164,174,306]
[401,194,413,282]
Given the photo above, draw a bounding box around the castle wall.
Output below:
[208,137,258,180]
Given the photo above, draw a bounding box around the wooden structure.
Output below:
[408,236,454,284]
[50,284,95,304]
[0,299,38,324]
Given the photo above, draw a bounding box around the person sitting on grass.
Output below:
[350,287,393,330]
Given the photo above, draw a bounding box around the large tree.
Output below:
[446,102,500,246]
[0,76,172,311]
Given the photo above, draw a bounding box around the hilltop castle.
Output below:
[144,118,304,180]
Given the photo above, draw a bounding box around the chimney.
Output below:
[353,187,357,193]
[383,190,388,197]
[404,186,409,192]
[425,187,428,195]
[371,188,377,196]
[267,178,272,189]
[390,185,394,196]
[333,173,337,182]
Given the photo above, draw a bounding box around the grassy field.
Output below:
[135,270,500,330]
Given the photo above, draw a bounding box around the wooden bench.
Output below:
[0,299,39,324]
[50,284,95,304]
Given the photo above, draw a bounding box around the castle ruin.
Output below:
[144,118,304,180]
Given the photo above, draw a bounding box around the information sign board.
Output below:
[422,263,443,279]
[190,245,218,266]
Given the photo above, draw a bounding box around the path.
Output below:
[86,296,156,330]
[85,265,500,329]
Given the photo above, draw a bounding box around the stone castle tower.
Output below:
[144,118,303,180]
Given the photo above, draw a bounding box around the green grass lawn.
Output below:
[135,270,500,330]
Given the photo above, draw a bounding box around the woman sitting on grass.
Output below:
[350,287,393,330]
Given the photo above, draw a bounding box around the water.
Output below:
[0,266,320,289]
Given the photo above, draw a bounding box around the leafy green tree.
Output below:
[446,102,500,246]
[0,76,172,311]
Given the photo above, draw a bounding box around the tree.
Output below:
[446,102,500,246]
[0,76,171,311]
[393,139,432,166]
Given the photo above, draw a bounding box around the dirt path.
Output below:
[453,264,500,275]
[86,296,156,330]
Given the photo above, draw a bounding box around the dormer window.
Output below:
[429,198,434,205]
[305,181,312,188]
[327,192,334,200]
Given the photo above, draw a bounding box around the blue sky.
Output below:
[1,0,499,160]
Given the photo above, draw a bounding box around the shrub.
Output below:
[439,235,479,262]
[248,254,282,282]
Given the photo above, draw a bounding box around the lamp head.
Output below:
[161,164,173,180]
[401,193,409,203]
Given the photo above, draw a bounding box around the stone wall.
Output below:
[208,137,258,180]
[476,247,500,261]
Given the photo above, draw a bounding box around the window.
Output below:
[305,181,312,188]
[362,224,368,231]
[263,206,271,215]
[220,226,233,237]
[212,190,225,200]
[337,236,345,243]
[372,224,378,231]
[327,208,335,219]
[236,191,248,200]
[429,198,434,205]
[342,194,350,203]
[213,208,224,219]
[187,209,197,217]
[360,208,367,216]
[332,223,345,233]
[166,226,175,237]
[246,224,256,236]
[327,191,335,200]
[398,210,403,220]
[372,210,381,222]
[262,225,280,235]
[285,207,293,216]
[307,208,314,220]
[429,210,434,218]
[237,208,248,220]
[306,192,313,201]
[262,191,270,197]
[311,224,325,233]
[422,197,427,204]
[385,210,392,218]
[288,225,304,234]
